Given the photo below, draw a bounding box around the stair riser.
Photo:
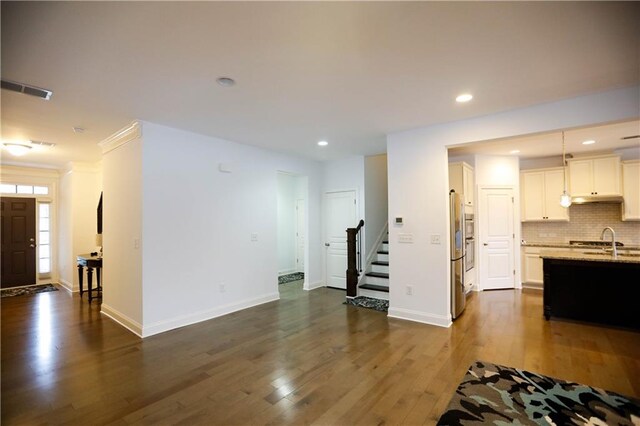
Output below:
[376,253,389,262]
[371,264,389,274]
[364,276,389,286]
[358,288,389,301]
[381,242,389,251]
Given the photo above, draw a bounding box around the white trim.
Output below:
[141,292,280,338]
[101,304,144,338]
[98,121,142,154]
[0,165,59,179]
[59,278,75,293]
[304,280,325,291]
[278,268,297,276]
[388,307,452,328]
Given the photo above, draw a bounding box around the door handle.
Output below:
[30,244,36,248]
[325,243,330,247]
[483,243,488,246]
[30,237,35,242]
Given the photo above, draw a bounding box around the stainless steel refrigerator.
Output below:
[450,190,466,319]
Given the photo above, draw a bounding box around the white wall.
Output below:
[364,154,388,259]
[387,85,640,327]
[277,172,296,275]
[58,170,73,288]
[139,121,322,336]
[100,135,144,335]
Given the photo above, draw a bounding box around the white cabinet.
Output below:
[622,160,640,221]
[449,162,474,206]
[522,247,544,286]
[568,155,621,197]
[520,168,569,222]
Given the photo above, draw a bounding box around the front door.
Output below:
[295,199,305,273]
[1,197,37,288]
[325,191,357,289]
[479,187,515,290]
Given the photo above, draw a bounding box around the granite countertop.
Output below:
[522,242,640,251]
[540,250,640,264]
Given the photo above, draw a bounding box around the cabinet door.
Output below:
[593,157,621,196]
[622,162,640,221]
[463,165,474,206]
[543,169,569,221]
[523,253,543,284]
[521,171,544,221]
[569,159,592,196]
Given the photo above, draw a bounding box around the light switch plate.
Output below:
[398,233,413,243]
[251,233,258,242]
[430,234,441,244]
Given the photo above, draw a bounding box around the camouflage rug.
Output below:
[278,272,304,285]
[437,360,640,425]
[1,284,58,298]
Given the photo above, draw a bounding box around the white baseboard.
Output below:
[522,282,543,291]
[388,307,452,328]
[304,280,324,291]
[101,304,143,337]
[58,279,76,293]
[278,269,296,276]
[141,292,280,338]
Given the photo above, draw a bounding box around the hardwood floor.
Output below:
[2,283,639,425]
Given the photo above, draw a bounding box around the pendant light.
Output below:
[559,131,572,208]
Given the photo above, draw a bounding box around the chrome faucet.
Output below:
[600,227,617,257]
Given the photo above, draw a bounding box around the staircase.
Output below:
[358,237,389,300]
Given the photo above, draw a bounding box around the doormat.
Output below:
[344,296,389,312]
[437,360,640,425]
[278,272,304,285]
[1,284,58,298]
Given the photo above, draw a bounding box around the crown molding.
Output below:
[0,164,60,179]
[98,121,142,155]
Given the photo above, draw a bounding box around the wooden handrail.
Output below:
[346,220,364,297]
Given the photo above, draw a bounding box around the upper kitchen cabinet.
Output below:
[568,155,621,197]
[521,168,569,222]
[449,162,474,206]
[622,160,640,221]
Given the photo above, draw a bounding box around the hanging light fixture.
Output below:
[559,131,572,208]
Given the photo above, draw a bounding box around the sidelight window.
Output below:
[38,203,51,275]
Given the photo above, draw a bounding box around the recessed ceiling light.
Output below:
[317,140,328,146]
[216,77,236,87]
[456,93,473,103]
[510,150,520,154]
[582,140,596,145]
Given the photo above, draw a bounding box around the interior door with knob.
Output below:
[1,197,37,288]
[325,191,357,289]
[479,188,515,290]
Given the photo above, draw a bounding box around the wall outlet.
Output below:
[219,283,226,293]
[251,233,258,242]
[133,238,140,249]
[406,285,413,296]
[430,234,441,244]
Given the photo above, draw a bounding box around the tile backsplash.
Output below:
[521,203,640,246]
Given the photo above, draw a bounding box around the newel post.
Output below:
[346,227,358,297]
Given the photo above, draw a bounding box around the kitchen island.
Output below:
[542,251,640,330]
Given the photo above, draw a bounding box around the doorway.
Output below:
[478,187,516,290]
[277,172,308,292]
[324,190,357,290]
[1,197,37,288]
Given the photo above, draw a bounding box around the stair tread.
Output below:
[365,272,389,278]
[372,260,389,266]
[382,240,389,244]
[377,250,389,255]
[359,283,390,292]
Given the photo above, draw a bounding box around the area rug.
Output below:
[437,360,640,425]
[278,272,304,285]
[1,284,58,298]
[344,296,389,312]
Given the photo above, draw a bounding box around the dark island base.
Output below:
[543,258,640,330]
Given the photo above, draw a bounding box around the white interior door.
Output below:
[325,191,357,289]
[295,199,305,273]
[479,187,515,290]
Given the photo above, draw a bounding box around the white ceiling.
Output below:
[1,2,639,169]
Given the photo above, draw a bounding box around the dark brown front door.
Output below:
[1,197,37,288]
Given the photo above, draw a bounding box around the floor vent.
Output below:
[1,79,53,100]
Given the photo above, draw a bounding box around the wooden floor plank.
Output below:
[2,282,639,425]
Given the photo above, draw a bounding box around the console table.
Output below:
[77,253,102,303]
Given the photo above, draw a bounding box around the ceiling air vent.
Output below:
[1,79,52,100]
[621,135,640,140]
